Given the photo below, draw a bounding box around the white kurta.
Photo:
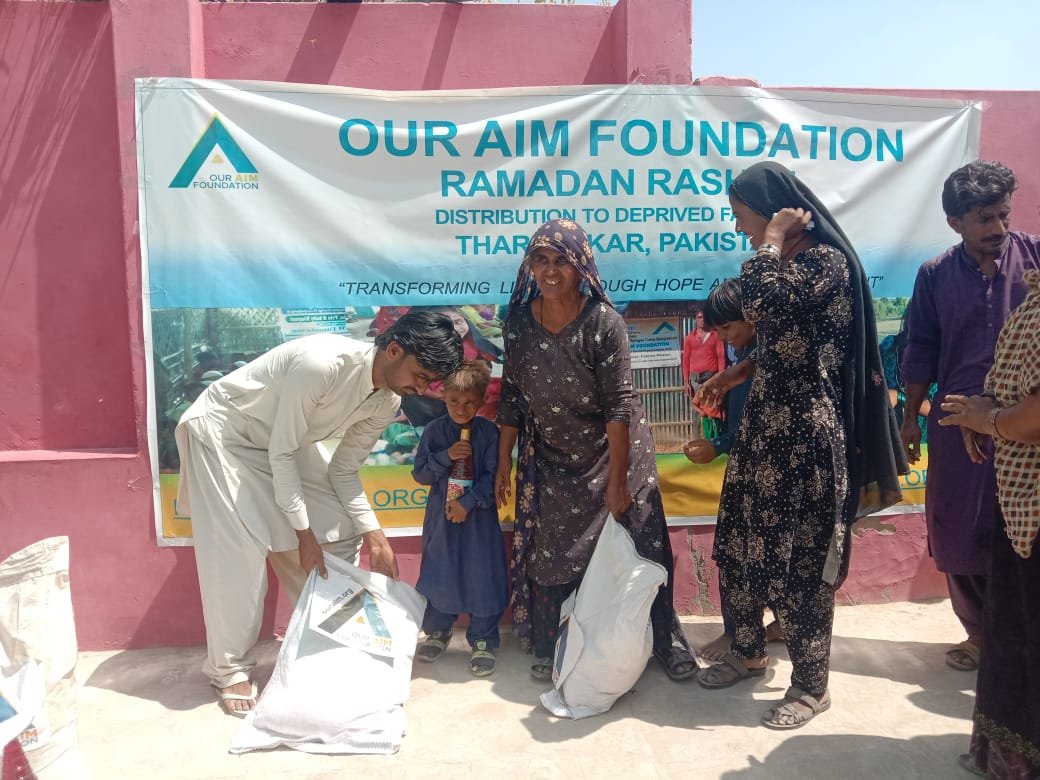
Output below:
[174,334,401,687]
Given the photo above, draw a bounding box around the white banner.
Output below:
[137,79,981,308]
[136,79,979,543]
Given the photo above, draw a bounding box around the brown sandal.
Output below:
[696,652,767,689]
[945,641,980,671]
[761,686,831,730]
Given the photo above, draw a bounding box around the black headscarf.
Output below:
[730,162,908,521]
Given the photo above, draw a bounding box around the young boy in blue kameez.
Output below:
[412,361,507,677]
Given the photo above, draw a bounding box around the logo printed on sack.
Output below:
[169,115,259,190]
[314,587,395,656]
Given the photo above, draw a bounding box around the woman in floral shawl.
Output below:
[494,218,695,682]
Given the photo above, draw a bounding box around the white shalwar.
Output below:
[175,334,401,688]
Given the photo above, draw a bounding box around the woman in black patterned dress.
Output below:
[494,219,695,682]
[696,163,906,729]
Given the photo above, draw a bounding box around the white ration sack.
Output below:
[0,536,88,779]
[230,553,425,755]
[540,515,666,720]
[0,651,45,751]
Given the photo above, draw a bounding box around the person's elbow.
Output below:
[410,467,435,485]
[327,460,362,481]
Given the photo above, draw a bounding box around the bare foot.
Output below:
[218,680,256,715]
[765,619,785,644]
[698,632,733,662]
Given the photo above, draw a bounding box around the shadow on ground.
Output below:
[84,642,280,712]
[719,732,967,779]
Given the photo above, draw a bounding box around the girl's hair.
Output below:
[702,279,744,328]
[443,360,492,397]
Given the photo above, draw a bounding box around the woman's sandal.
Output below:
[945,640,980,671]
[530,657,553,681]
[761,686,831,730]
[696,652,767,689]
[655,644,699,681]
[469,640,496,678]
[416,630,452,663]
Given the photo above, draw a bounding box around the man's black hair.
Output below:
[941,160,1017,219]
[375,310,463,379]
[702,279,744,328]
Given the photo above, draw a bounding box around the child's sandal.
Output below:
[469,640,496,677]
[416,630,452,663]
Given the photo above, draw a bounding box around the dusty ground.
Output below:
[75,600,976,779]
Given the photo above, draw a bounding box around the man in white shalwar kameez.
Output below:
[175,311,463,715]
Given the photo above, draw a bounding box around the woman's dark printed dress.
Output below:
[498,299,687,657]
[714,244,853,697]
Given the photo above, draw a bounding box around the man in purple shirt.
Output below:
[901,160,1040,672]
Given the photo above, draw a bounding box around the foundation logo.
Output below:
[169,115,259,190]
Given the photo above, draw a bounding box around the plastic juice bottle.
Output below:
[445,426,473,508]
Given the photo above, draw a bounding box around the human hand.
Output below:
[447,439,472,460]
[938,394,997,435]
[960,426,989,464]
[606,478,633,518]
[363,529,400,580]
[764,207,813,246]
[296,528,328,579]
[495,463,513,508]
[683,439,717,464]
[446,499,468,523]
[694,366,743,410]
[899,417,922,464]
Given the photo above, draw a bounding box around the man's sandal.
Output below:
[213,681,258,719]
[655,644,699,681]
[696,652,767,689]
[761,686,831,730]
[530,657,553,681]
[469,640,496,678]
[416,630,452,663]
[945,640,980,671]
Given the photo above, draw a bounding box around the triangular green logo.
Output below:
[169,116,257,188]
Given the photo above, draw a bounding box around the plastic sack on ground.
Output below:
[230,552,425,755]
[0,537,88,779]
[540,515,666,720]
[0,651,45,766]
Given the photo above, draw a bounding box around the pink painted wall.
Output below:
[0,0,692,650]
[0,0,1034,650]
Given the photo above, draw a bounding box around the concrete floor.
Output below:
[76,600,977,780]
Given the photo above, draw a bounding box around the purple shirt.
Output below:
[902,232,1040,393]
[901,231,1040,573]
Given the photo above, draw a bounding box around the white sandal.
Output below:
[213,681,258,719]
